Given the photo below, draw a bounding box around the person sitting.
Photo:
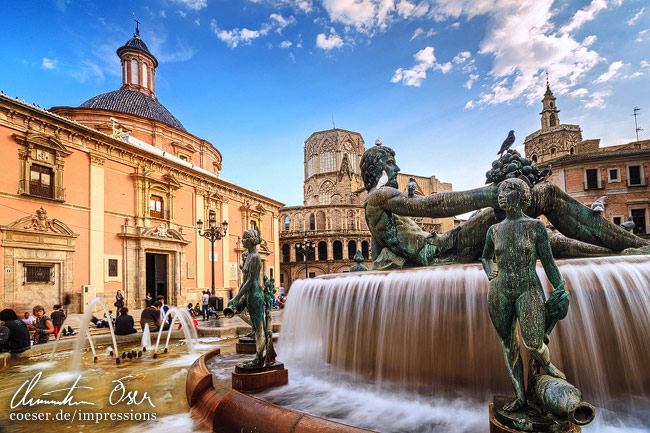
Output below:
[187,303,196,317]
[140,301,162,332]
[28,305,54,344]
[114,308,137,336]
[21,312,35,326]
[207,304,218,320]
[0,309,31,354]
[50,304,66,339]
[157,296,170,330]
[193,304,201,317]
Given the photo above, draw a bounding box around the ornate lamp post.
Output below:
[295,236,315,279]
[197,209,228,295]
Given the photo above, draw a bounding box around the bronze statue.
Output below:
[360,142,648,269]
[481,178,567,411]
[263,276,277,364]
[226,230,268,368]
[349,250,368,272]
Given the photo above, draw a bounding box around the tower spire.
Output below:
[133,13,141,37]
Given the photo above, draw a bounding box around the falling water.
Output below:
[279,255,650,416]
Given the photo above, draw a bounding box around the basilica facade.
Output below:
[0,31,282,313]
[278,128,454,289]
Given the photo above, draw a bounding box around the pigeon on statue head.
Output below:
[498,130,515,156]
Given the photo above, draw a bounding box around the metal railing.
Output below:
[19,179,66,201]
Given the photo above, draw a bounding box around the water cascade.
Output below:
[279,256,650,414]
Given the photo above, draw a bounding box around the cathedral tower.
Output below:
[524,79,582,164]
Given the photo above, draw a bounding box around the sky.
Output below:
[1,0,649,207]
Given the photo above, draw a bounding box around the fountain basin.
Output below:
[185,349,373,433]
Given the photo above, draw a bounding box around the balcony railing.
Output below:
[19,179,66,202]
[627,177,648,187]
[583,181,604,191]
[149,209,171,220]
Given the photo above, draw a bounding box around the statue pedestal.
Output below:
[489,397,581,433]
[232,362,288,393]
[236,336,280,354]
[236,337,256,354]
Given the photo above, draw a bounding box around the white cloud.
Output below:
[410,27,435,40]
[636,29,650,42]
[211,13,296,48]
[172,0,207,10]
[195,17,200,26]
[270,13,297,33]
[584,90,611,109]
[322,0,396,33]
[316,30,344,50]
[570,88,589,97]
[463,0,604,109]
[465,73,479,89]
[560,0,609,34]
[593,61,625,84]
[628,8,644,26]
[396,0,428,19]
[641,60,650,69]
[280,40,293,48]
[177,10,187,17]
[582,35,597,47]
[464,100,475,110]
[391,46,450,87]
[160,10,167,18]
[42,57,58,69]
[289,52,296,63]
[453,51,471,64]
[69,60,105,84]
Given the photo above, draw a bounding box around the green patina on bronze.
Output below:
[481,178,595,430]
[349,250,368,272]
[263,275,277,365]
[227,230,273,368]
[360,143,648,269]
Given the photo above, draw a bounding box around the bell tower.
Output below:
[524,76,582,164]
[540,77,560,130]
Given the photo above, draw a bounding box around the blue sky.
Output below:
[1,0,649,207]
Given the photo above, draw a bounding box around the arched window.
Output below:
[333,241,343,260]
[307,158,315,177]
[282,244,290,263]
[342,141,356,172]
[320,151,335,173]
[348,240,357,260]
[319,180,335,205]
[550,147,556,156]
[142,62,148,89]
[549,114,556,127]
[316,211,326,230]
[318,241,328,261]
[250,220,258,231]
[332,210,341,230]
[131,59,139,85]
[532,155,538,163]
[570,147,575,155]
[283,216,290,231]
[309,214,315,230]
[361,241,369,259]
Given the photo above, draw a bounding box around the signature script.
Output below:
[109,376,155,407]
[11,372,155,409]
[11,372,94,408]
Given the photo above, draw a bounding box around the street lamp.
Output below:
[295,236,315,279]
[197,209,228,295]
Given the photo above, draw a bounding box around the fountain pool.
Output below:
[0,336,236,433]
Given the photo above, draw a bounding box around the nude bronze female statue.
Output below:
[481,178,569,411]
